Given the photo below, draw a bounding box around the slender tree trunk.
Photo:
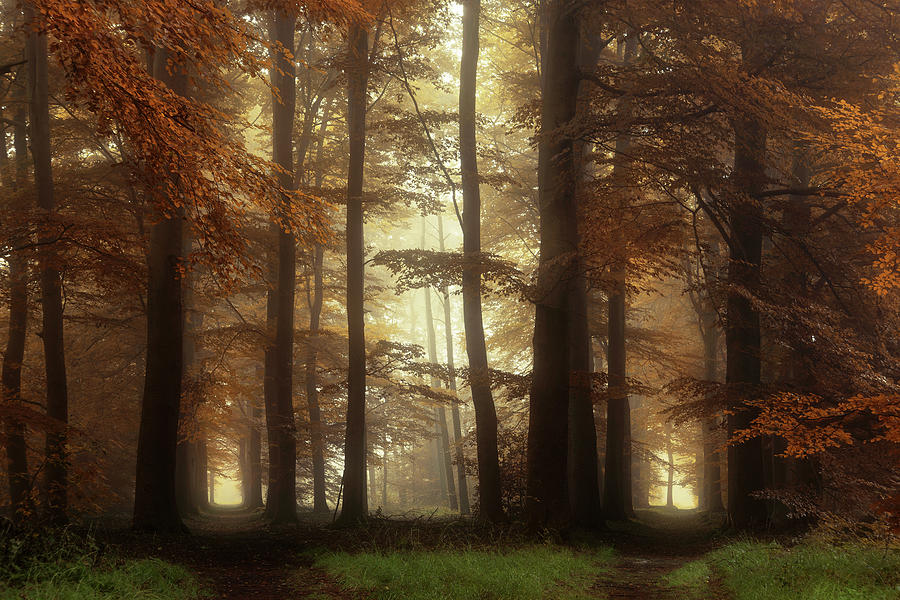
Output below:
[245,404,263,508]
[381,442,388,507]
[526,0,580,529]
[437,214,470,515]
[665,421,675,508]
[304,99,332,514]
[459,0,503,524]
[133,48,187,534]
[2,101,31,520]
[337,23,369,525]
[421,234,458,510]
[196,437,208,510]
[209,470,215,505]
[26,3,68,524]
[701,305,725,512]
[725,115,768,529]
[265,8,299,524]
[603,35,637,522]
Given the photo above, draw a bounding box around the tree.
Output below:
[263,5,299,525]
[336,20,370,525]
[459,0,503,524]
[26,1,68,523]
[525,0,580,529]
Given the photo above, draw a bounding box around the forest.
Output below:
[1,0,899,598]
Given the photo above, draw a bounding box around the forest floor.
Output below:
[105,505,729,599]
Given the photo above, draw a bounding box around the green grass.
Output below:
[0,557,206,600]
[0,525,205,600]
[317,545,615,600]
[665,541,900,600]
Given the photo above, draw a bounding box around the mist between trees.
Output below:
[1,0,898,543]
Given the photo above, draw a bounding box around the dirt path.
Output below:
[108,506,725,599]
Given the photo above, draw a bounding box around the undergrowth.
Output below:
[0,521,205,599]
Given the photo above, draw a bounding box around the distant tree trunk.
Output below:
[421,237,458,511]
[701,303,725,512]
[26,3,68,524]
[603,34,638,522]
[381,443,388,507]
[459,0,503,524]
[133,47,187,534]
[665,421,675,508]
[209,470,215,505]
[196,437,208,509]
[264,9,299,525]
[526,0,580,529]
[244,403,263,508]
[2,99,31,520]
[725,115,768,529]
[437,214,470,515]
[336,22,369,525]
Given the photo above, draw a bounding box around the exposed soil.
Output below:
[104,506,728,599]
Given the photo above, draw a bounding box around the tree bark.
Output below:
[26,2,68,524]
[725,115,768,529]
[176,236,202,517]
[264,8,299,524]
[133,47,187,534]
[701,302,725,512]
[336,23,369,525]
[437,214,470,515]
[459,0,503,524]
[2,97,31,520]
[526,0,580,529]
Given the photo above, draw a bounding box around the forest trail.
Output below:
[113,506,724,599]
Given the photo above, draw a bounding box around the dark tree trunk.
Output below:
[265,9,299,525]
[26,3,68,524]
[568,270,601,528]
[665,421,675,508]
[603,35,637,522]
[437,214,470,515]
[526,0,580,530]
[336,23,369,525]
[196,436,208,509]
[176,238,202,517]
[725,116,768,529]
[2,100,31,520]
[459,0,503,524]
[133,48,187,534]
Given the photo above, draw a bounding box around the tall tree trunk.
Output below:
[725,115,768,529]
[265,8,299,524]
[459,0,503,524]
[304,98,332,514]
[526,0,580,529]
[26,3,68,524]
[336,23,369,525]
[196,436,208,509]
[421,232,458,510]
[603,35,637,522]
[2,98,31,520]
[133,48,187,534]
[437,214,470,515]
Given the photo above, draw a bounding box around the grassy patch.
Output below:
[0,558,206,600]
[665,540,900,600]
[317,545,615,600]
[0,525,205,600]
